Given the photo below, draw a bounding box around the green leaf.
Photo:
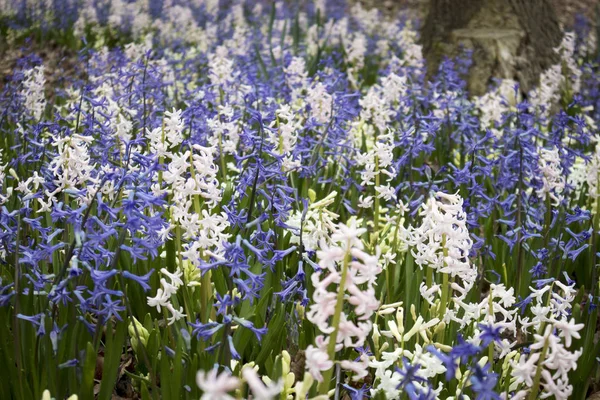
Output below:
[159,345,172,400]
[170,336,184,400]
[255,304,286,365]
[146,330,161,372]
[141,381,152,400]
[98,320,127,399]
[80,342,97,399]
[254,44,269,80]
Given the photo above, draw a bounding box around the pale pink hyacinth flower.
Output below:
[305,345,333,383]
[196,368,240,400]
[305,220,381,382]
[241,366,283,400]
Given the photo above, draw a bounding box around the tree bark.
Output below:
[421,0,563,95]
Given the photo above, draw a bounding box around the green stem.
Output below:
[590,174,600,300]
[373,155,380,248]
[487,289,494,364]
[438,234,449,321]
[317,250,351,396]
[13,215,24,400]
[516,141,525,296]
[527,332,550,400]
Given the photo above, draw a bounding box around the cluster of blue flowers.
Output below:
[0,1,599,399]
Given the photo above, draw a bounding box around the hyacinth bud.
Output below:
[274,351,296,398]
[396,306,405,335]
[433,342,452,352]
[380,343,393,357]
[502,350,519,375]
[379,301,402,310]
[42,390,77,400]
[387,320,402,342]
[182,259,201,287]
[281,350,291,376]
[295,302,305,320]
[433,321,446,337]
[377,307,395,316]
[402,317,422,342]
[308,188,316,203]
[50,329,58,355]
[294,372,315,399]
[372,324,381,352]
[129,317,150,351]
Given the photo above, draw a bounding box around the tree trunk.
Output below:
[420,0,563,95]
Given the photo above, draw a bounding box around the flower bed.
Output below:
[0,1,599,399]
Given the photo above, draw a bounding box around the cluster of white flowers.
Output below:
[206,104,242,155]
[195,364,284,400]
[355,127,397,205]
[555,32,582,94]
[209,46,237,90]
[380,72,409,108]
[459,283,518,356]
[567,155,587,201]
[368,284,517,399]
[344,32,367,88]
[369,303,443,398]
[267,104,301,171]
[348,3,379,36]
[107,0,150,39]
[396,22,424,68]
[13,170,44,199]
[147,109,230,261]
[530,32,581,119]
[566,131,600,207]
[0,154,8,204]
[305,17,338,58]
[21,65,46,121]
[585,136,600,209]
[536,147,566,205]
[577,29,597,59]
[350,77,404,215]
[146,268,187,325]
[223,4,251,56]
[93,81,137,145]
[519,279,579,334]
[73,1,100,38]
[305,220,381,382]
[376,201,411,270]
[153,4,203,45]
[530,64,563,119]
[306,82,332,125]
[284,57,308,104]
[286,191,339,252]
[475,79,517,138]
[508,280,583,400]
[359,85,395,133]
[408,192,477,303]
[45,133,98,207]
